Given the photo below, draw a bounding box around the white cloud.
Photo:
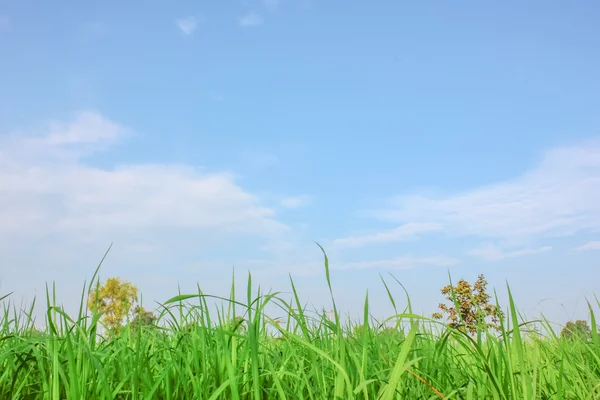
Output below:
[333,222,443,248]
[371,139,600,241]
[334,256,459,270]
[44,111,124,145]
[239,12,264,27]
[0,111,127,167]
[0,111,287,238]
[468,244,552,262]
[176,17,198,36]
[281,195,312,209]
[576,241,600,251]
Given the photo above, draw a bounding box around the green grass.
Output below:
[1,250,600,399]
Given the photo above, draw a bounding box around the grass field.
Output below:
[1,251,599,399]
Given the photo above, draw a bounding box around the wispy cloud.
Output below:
[370,139,600,242]
[176,16,198,36]
[0,111,287,239]
[281,195,312,209]
[576,241,600,251]
[334,256,459,270]
[44,111,125,145]
[239,12,264,27]
[468,244,552,262]
[333,223,443,248]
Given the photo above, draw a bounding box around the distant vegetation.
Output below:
[1,247,599,399]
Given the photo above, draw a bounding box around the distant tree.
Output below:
[130,306,157,332]
[26,327,46,338]
[561,320,592,341]
[88,277,139,334]
[432,274,503,335]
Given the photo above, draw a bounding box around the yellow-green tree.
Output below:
[432,274,503,335]
[88,277,139,333]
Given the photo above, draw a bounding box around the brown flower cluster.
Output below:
[432,274,503,335]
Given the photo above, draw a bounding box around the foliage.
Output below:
[88,277,139,333]
[432,274,503,335]
[561,319,593,341]
[130,306,157,331]
[1,258,600,399]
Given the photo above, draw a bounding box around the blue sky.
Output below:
[1,0,600,326]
